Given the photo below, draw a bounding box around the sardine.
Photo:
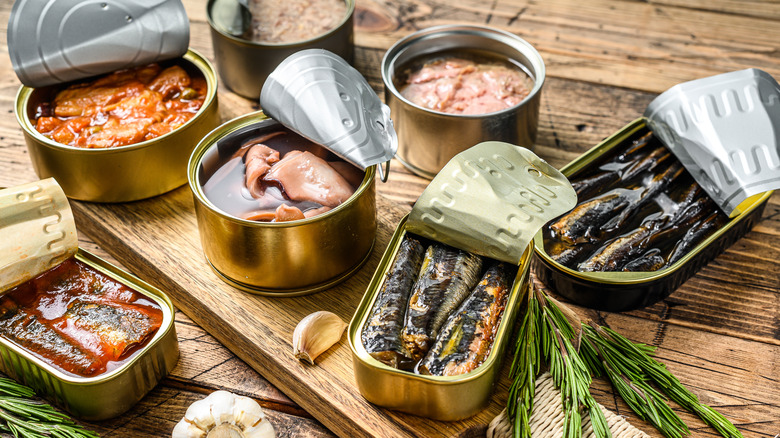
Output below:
[666,212,727,266]
[578,219,665,272]
[602,162,684,232]
[64,301,163,361]
[401,244,482,361]
[549,190,633,244]
[361,236,426,368]
[418,263,511,376]
[0,300,102,377]
[622,249,666,271]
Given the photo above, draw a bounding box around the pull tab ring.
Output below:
[378,160,390,183]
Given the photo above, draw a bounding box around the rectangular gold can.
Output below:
[348,216,531,421]
[532,118,773,311]
[0,248,179,420]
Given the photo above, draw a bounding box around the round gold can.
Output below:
[188,112,377,296]
[14,49,220,203]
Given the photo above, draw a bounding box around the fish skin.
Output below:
[578,220,663,272]
[622,250,665,271]
[549,191,633,244]
[666,212,727,266]
[362,236,426,368]
[0,300,103,376]
[401,244,482,361]
[417,263,510,376]
[64,301,162,361]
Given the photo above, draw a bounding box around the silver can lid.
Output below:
[260,49,398,179]
[645,68,780,216]
[8,0,190,88]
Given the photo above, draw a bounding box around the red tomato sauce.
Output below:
[0,258,163,377]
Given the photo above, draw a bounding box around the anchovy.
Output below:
[361,236,425,368]
[0,300,103,376]
[401,244,482,361]
[418,263,511,376]
[64,301,163,361]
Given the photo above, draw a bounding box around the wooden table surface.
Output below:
[1,0,779,437]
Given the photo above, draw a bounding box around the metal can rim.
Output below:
[348,218,533,384]
[14,48,218,155]
[0,248,176,384]
[531,117,775,285]
[187,111,377,228]
[381,24,546,119]
[206,0,356,47]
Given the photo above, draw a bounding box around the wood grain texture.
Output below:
[0,0,779,436]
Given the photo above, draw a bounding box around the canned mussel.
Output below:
[349,143,576,420]
[0,180,178,420]
[533,118,773,311]
[9,1,220,202]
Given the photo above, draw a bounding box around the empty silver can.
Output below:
[382,25,545,178]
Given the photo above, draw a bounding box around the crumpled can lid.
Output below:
[259,49,398,174]
[8,0,190,88]
[406,142,577,265]
[644,68,780,217]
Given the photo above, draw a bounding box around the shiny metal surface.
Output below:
[382,25,545,178]
[188,112,377,295]
[15,50,220,203]
[207,0,355,100]
[0,248,179,421]
[348,218,531,421]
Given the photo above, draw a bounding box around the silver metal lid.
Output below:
[8,0,190,88]
[407,142,577,265]
[645,68,780,216]
[260,49,398,181]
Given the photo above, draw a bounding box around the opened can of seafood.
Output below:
[382,25,545,178]
[0,180,178,420]
[207,0,355,99]
[348,143,576,420]
[14,49,219,203]
[189,113,377,295]
[188,50,396,295]
[533,118,773,311]
[9,0,220,202]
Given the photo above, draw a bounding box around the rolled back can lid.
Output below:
[645,68,780,217]
[407,142,577,265]
[8,0,190,88]
[260,49,398,174]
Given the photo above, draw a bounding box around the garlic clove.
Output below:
[171,390,275,438]
[292,311,347,364]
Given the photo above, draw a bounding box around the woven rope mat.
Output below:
[486,372,649,438]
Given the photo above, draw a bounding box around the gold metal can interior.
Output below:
[188,112,377,295]
[0,248,178,420]
[348,218,532,420]
[14,49,220,202]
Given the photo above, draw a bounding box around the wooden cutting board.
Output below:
[70,186,503,438]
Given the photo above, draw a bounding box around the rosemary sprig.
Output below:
[585,324,743,438]
[507,283,539,437]
[0,377,99,438]
[580,326,689,438]
[536,288,610,438]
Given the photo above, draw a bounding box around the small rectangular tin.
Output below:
[0,248,179,421]
[532,118,772,312]
[348,217,532,421]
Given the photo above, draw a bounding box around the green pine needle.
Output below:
[507,283,539,438]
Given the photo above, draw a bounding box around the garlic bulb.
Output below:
[171,390,275,438]
[292,311,347,364]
